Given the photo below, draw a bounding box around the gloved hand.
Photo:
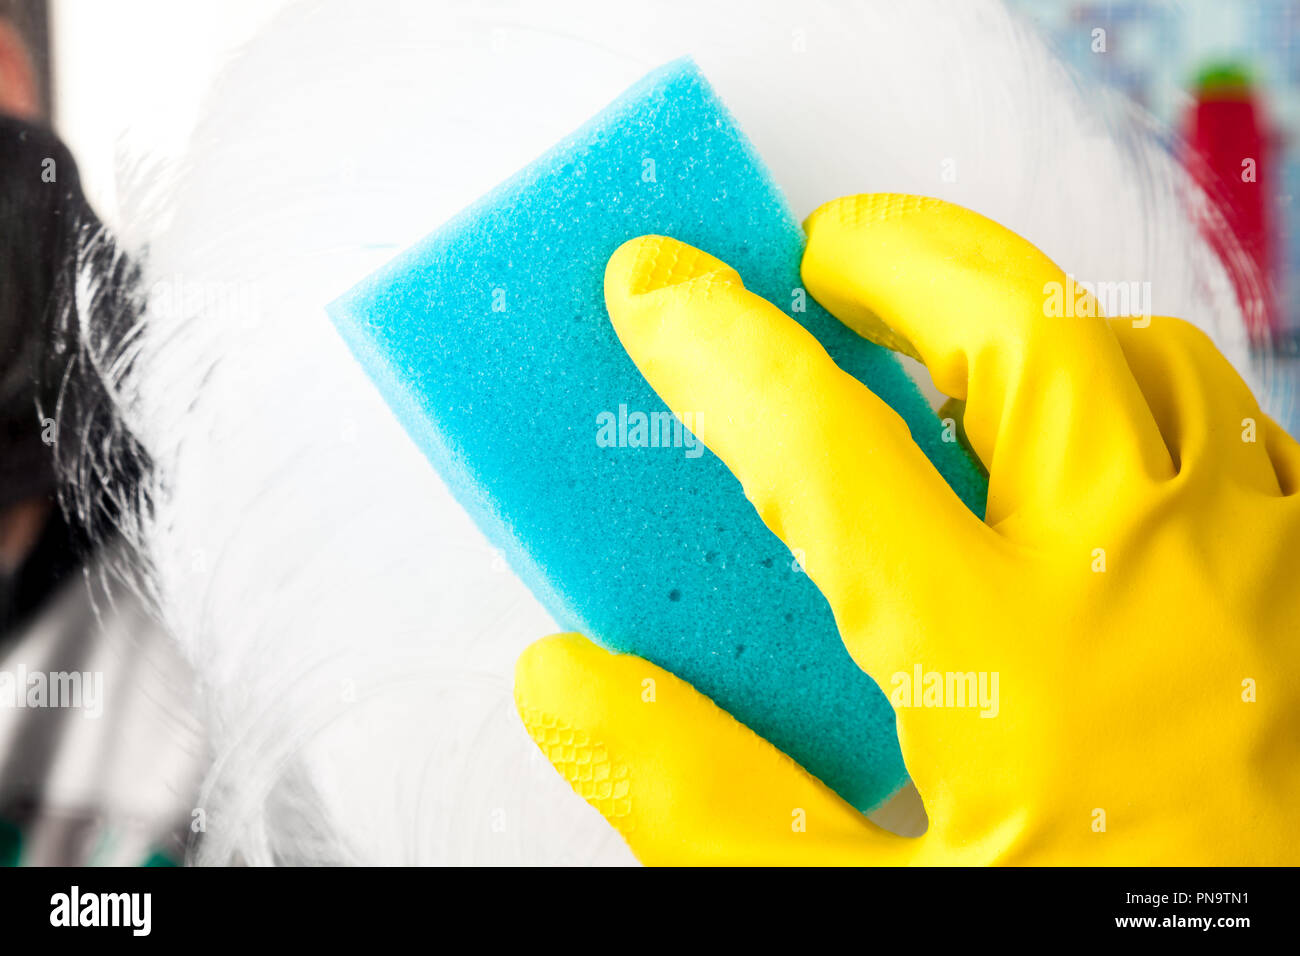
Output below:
[514,194,1300,865]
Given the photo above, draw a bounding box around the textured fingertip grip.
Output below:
[518,706,635,836]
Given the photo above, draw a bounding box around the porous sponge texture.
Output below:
[328,58,988,812]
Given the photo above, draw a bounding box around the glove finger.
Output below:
[802,194,1176,537]
[515,633,926,866]
[1108,315,1288,495]
[603,235,1000,674]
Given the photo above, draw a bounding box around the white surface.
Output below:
[44,0,1274,865]
[50,0,291,216]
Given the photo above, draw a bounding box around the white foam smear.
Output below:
[80,0,1280,864]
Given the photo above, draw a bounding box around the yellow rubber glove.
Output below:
[514,194,1300,865]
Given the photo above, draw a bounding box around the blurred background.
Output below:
[32,0,1300,354]
[1,0,1297,866]
[1008,0,1300,351]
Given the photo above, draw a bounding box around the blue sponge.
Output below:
[328,58,988,812]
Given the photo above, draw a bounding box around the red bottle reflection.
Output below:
[1185,66,1278,344]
